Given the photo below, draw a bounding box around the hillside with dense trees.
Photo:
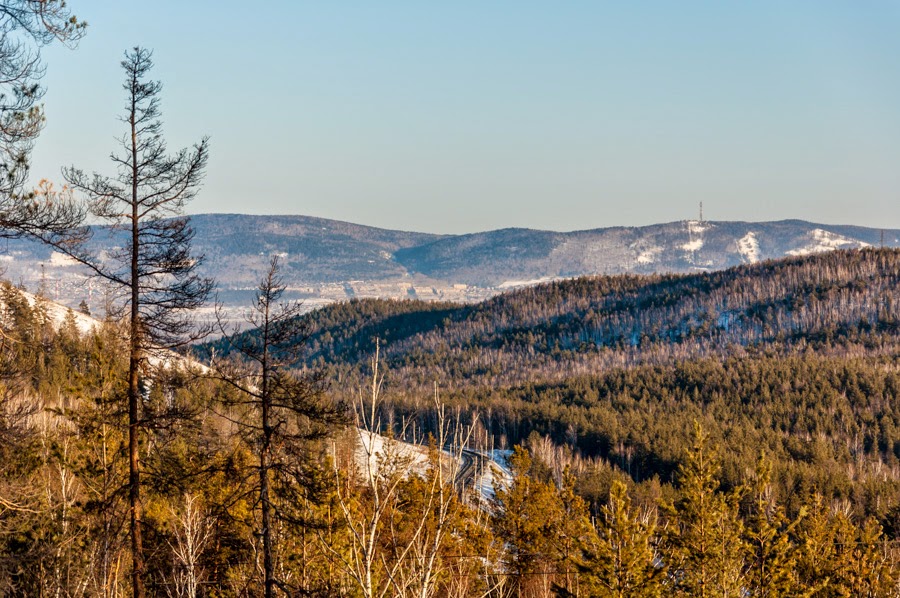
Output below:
[196,250,900,519]
[204,248,900,381]
[7,1,900,594]
[2,249,900,594]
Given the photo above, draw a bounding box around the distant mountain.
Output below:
[188,214,443,285]
[393,220,898,286]
[1,214,897,311]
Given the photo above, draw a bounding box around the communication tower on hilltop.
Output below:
[699,201,704,223]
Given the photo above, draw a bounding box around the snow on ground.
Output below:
[489,449,512,473]
[474,449,513,501]
[497,277,557,289]
[354,429,432,477]
[49,251,79,267]
[681,220,707,253]
[635,246,662,265]
[687,219,710,235]
[786,229,870,256]
[737,232,760,263]
[681,238,703,252]
[352,431,514,503]
[4,288,208,373]
[14,289,99,335]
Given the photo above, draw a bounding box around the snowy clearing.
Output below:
[737,232,760,263]
[635,246,663,265]
[49,251,79,267]
[682,238,703,252]
[786,229,870,256]
[498,277,557,289]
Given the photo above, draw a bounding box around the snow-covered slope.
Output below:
[9,289,100,334]
[352,429,512,502]
[1,287,207,373]
[737,232,760,263]
[786,228,870,256]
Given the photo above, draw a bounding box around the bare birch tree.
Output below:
[167,493,213,598]
[324,347,480,598]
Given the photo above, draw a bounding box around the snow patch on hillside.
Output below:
[4,288,208,375]
[682,238,703,252]
[682,220,708,254]
[354,430,431,477]
[13,290,99,334]
[498,277,557,289]
[475,450,513,501]
[687,219,710,234]
[786,229,870,256]
[635,246,662,265]
[737,232,760,263]
[352,432,513,503]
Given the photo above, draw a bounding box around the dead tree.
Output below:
[208,255,345,598]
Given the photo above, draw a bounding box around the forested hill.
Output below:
[195,248,900,513]
[201,248,900,386]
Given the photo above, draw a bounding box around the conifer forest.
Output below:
[3,2,900,597]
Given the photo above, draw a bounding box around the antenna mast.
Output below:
[699,201,704,222]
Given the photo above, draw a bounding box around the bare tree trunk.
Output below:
[28,46,210,598]
[169,493,212,598]
[209,256,339,597]
[260,399,274,598]
[128,352,144,598]
[260,297,274,598]
[129,78,146,598]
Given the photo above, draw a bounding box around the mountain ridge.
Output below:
[1,213,897,312]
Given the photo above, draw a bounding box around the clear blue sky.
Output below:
[29,1,900,233]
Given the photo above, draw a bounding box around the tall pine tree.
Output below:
[30,47,210,598]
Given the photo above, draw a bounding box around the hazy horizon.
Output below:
[28,1,900,234]
[183,210,900,237]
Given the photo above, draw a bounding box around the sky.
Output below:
[28,1,900,234]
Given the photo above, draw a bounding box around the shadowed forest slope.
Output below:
[202,248,900,385]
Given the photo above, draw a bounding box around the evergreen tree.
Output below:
[209,256,343,597]
[832,514,897,598]
[0,0,84,227]
[742,456,806,597]
[30,47,211,598]
[493,446,569,597]
[794,494,837,595]
[664,424,744,598]
[578,480,664,598]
